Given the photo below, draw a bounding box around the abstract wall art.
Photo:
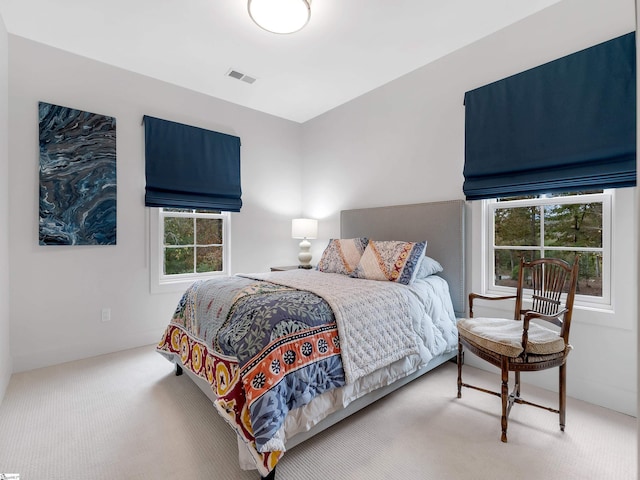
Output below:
[39,102,117,245]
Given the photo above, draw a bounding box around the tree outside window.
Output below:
[161,209,227,276]
[491,191,608,299]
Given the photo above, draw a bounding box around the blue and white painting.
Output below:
[39,102,117,245]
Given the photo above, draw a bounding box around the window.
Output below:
[485,190,611,307]
[150,208,230,293]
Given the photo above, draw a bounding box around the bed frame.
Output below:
[178,199,466,479]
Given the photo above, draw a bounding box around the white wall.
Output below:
[8,36,303,372]
[301,0,637,415]
[0,13,11,401]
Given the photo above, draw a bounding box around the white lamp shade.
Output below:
[292,218,317,239]
[248,0,311,34]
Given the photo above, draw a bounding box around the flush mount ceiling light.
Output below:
[248,0,311,34]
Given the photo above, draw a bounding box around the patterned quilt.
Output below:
[157,275,346,476]
[156,271,457,477]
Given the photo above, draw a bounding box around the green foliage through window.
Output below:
[162,209,225,276]
[491,192,606,298]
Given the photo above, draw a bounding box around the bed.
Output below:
[156,200,466,479]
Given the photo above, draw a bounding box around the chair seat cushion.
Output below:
[457,317,566,358]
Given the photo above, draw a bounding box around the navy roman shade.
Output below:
[143,115,242,211]
[463,32,636,201]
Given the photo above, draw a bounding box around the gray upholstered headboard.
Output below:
[340,200,465,317]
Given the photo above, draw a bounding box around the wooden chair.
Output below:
[457,255,580,442]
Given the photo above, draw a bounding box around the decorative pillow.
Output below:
[414,255,443,279]
[351,240,427,285]
[317,238,369,275]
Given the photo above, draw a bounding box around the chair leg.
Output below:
[514,371,521,398]
[559,362,566,431]
[501,359,509,443]
[457,340,463,398]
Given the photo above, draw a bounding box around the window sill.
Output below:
[150,272,230,294]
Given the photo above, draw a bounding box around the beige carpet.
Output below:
[0,345,635,480]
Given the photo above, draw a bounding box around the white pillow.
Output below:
[414,256,443,279]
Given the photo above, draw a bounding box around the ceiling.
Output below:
[0,0,561,123]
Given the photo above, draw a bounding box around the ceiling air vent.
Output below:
[227,69,257,84]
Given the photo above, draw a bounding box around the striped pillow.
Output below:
[317,238,369,275]
[351,240,427,285]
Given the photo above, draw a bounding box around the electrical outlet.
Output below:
[101,308,111,322]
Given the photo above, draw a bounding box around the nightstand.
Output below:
[270,265,309,271]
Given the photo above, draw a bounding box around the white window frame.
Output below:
[150,208,231,294]
[483,190,613,310]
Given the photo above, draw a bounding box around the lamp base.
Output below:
[298,264,313,269]
[297,238,313,269]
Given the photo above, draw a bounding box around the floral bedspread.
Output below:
[156,275,346,476]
